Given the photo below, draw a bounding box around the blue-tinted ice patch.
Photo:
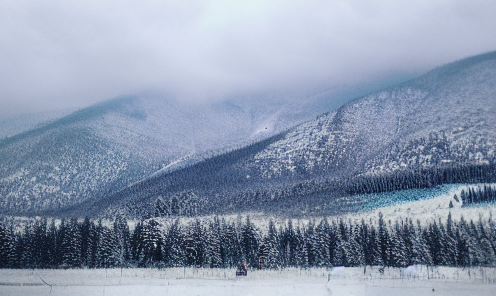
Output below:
[356,184,464,212]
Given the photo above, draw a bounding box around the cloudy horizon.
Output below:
[1,0,495,117]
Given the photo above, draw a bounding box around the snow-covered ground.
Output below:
[172,183,496,233]
[1,266,494,296]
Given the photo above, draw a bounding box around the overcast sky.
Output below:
[1,0,495,117]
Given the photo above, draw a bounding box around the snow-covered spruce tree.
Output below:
[222,219,242,268]
[444,213,459,266]
[204,218,222,268]
[97,225,120,268]
[46,219,58,268]
[80,217,92,268]
[113,214,131,267]
[20,221,35,268]
[137,219,163,267]
[241,216,260,268]
[130,220,143,266]
[85,219,102,268]
[0,219,17,268]
[185,218,206,267]
[425,220,449,266]
[332,224,349,267]
[487,213,496,262]
[466,219,485,266]
[279,220,299,267]
[410,220,432,266]
[312,219,331,267]
[0,221,8,267]
[259,220,280,269]
[54,218,67,267]
[19,218,49,268]
[304,220,317,266]
[476,216,496,266]
[163,218,185,267]
[294,224,308,267]
[377,213,390,266]
[61,218,82,268]
[347,222,365,267]
[456,216,474,267]
[362,219,382,267]
[389,220,408,267]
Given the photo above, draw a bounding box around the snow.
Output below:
[1,266,494,296]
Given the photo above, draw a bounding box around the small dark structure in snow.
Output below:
[236,262,248,276]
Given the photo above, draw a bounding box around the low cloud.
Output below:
[1,0,495,116]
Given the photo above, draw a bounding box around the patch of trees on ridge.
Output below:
[456,184,496,206]
[1,212,495,269]
[347,163,496,195]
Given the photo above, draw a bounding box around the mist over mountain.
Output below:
[0,89,348,216]
[2,51,496,219]
[254,51,496,179]
[67,51,496,219]
[0,109,76,140]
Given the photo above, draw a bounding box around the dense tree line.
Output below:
[346,163,496,195]
[1,213,495,269]
[457,185,496,206]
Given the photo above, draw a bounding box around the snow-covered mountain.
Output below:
[0,109,76,140]
[82,51,496,219]
[0,93,332,215]
[3,51,495,218]
[253,51,496,179]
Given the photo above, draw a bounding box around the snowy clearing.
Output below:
[1,266,494,296]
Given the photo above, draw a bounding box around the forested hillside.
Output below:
[0,94,320,216]
[73,51,496,219]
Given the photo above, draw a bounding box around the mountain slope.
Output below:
[0,94,324,215]
[254,52,496,180]
[81,51,496,218]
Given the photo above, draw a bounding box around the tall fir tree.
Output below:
[61,218,82,268]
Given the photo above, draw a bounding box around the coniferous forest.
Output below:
[1,212,495,270]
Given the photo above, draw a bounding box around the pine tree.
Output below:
[163,218,185,267]
[204,218,222,268]
[46,219,58,268]
[389,220,408,267]
[347,223,365,267]
[241,216,259,268]
[80,217,91,267]
[97,225,120,268]
[294,224,308,267]
[444,213,459,266]
[185,218,206,267]
[364,221,382,266]
[476,216,496,266]
[0,221,9,268]
[114,215,131,267]
[305,220,318,266]
[138,219,163,267]
[61,218,82,268]
[260,220,280,269]
[36,218,50,268]
[332,226,348,266]
[465,219,484,266]
[312,219,331,267]
[378,213,390,266]
[86,219,102,268]
[457,216,472,267]
[223,219,242,268]
[130,220,143,266]
[20,221,35,268]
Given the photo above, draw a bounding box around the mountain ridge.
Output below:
[79,50,496,219]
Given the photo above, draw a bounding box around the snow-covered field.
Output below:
[1,266,494,296]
